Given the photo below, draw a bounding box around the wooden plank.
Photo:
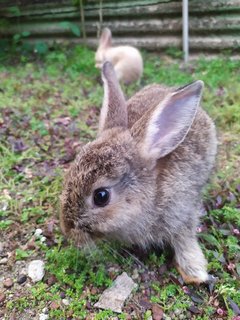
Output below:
[1,0,240,20]
[18,36,182,50]
[20,35,240,51]
[1,16,240,38]
[190,36,240,50]
[0,3,182,20]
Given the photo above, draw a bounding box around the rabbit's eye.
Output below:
[93,188,110,207]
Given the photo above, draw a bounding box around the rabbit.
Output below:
[95,27,143,84]
[60,62,217,284]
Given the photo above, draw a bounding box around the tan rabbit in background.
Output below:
[95,28,143,84]
[60,62,217,284]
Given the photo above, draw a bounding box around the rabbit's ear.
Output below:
[132,81,204,160]
[99,28,112,48]
[98,62,128,134]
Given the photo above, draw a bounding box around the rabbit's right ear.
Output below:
[131,81,204,162]
[99,28,112,48]
[98,62,127,134]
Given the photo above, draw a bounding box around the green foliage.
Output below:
[151,283,187,311]
[0,219,13,229]
[13,31,31,44]
[94,309,123,319]
[59,21,81,37]
[0,18,10,28]
[30,117,49,136]
[21,207,46,223]
[15,248,33,260]
[44,45,98,79]
[211,207,240,225]
[34,41,49,55]
[8,6,21,16]
[165,46,183,59]
[46,245,113,289]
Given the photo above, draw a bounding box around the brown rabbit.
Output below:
[60,62,217,284]
[95,28,143,84]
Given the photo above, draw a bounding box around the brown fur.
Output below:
[60,62,217,284]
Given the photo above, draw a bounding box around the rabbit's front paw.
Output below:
[173,236,209,285]
[176,265,209,284]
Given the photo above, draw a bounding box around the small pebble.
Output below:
[27,240,36,250]
[132,269,139,280]
[67,310,74,317]
[49,301,60,310]
[28,260,45,282]
[152,303,163,320]
[62,298,70,306]
[3,278,13,288]
[0,257,8,265]
[0,242,4,253]
[0,292,6,303]
[17,274,27,285]
[0,200,8,211]
[90,287,98,295]
[39,314,49,320]
[174,309,181,315]
[47,275,57,286]
[42,307,48,314]
[141,272,150,282]
[40,236,47,243]
[34,228,43,237]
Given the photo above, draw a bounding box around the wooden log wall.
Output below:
[0,0,240,55]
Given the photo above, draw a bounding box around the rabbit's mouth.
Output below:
[67,227,94,248]
[70,221,105,246]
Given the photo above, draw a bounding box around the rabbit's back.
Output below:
[105,46,143,84]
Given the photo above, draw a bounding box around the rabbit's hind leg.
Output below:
[173,235,209,284]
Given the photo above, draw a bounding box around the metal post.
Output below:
[182,0,189,63]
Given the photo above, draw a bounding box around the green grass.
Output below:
[0,46,240,319]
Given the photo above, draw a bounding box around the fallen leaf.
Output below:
[139,298,151,310]
[228,297,240,315]
[188,304,201,314]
